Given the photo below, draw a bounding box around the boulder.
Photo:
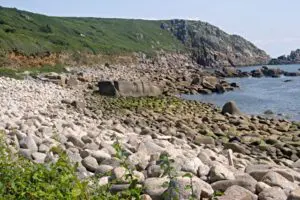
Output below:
[211,173,257,193]
[98,81,161,97]
[209,163,235,182]
[258,187,287,200]
[144,177,169,200]
[222,101,242,115]
[288,187,300,200]
[165,176,213,199]
[251,69,264,77]
[82,156,99,172]
[217,185,257,200]
[261,67,282,77]
[261,171,297,192]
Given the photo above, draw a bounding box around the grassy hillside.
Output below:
[0,6,269,67]
[0,7,185,56]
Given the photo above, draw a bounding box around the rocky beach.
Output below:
[1,57,300,200]
[0,4,299,200]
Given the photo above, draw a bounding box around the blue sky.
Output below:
[1,0,299,57]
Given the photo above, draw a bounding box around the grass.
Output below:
[0,7,185,57]
[0,64,66,79]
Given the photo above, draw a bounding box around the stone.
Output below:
[98,176,110,187]
[32,152,46,163]
[261,171,297,192]
[147,165,163,177]
[218,185,257,200]
[82,156,99,172]
[66,76,79,87]
[165,176,213,200]
[67,135,85,148]
[98,81,161,97]
[19,148,32,159]
[140,194,152,200]
[288,187,300,200]
[95,165,114,175]
[91,150,111,162]
[245,165,295,182]
[209,163,235,182]
[194,135,215,145]
[112,123,127,134]
[256,182,271,194]
[81,135,93,144]
[222,101,242,115]
[224,142,247,154]
[112,167,127,182]
[144,177,169,200]
[178,156,206,175]
[19,134,38,152]
[71,101,85,110]
[212,173,257,193]
[38,144,50,153]
[258,187,287,200]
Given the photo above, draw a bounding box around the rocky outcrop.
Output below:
[161,19,270,67]
[216,66,300,78]
[98,81,162,97]
[269,49,300,65]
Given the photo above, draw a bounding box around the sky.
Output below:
[1,0,299,57]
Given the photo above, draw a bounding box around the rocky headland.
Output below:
[216,66,300,78]
[269,49,300,65]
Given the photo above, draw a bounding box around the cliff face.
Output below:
[269,49,300,65]
[161,20,270,67]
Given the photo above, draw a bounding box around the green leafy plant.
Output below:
[183,173,196,200]
[0,135,90,199]
[159,152,179,200]
[112,140,142,200]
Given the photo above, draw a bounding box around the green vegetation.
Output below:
[0,64,66,79]
[0,7,184,56]
[99,96,199,113]
[0,128,197,199]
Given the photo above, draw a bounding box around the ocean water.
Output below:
[184,64,300,121]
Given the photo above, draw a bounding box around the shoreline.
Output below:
[1,61,300,199]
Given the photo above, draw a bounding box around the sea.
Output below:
[183,64,300,121]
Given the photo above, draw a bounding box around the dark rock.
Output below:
[224,142,247,154]
[222,101,241,115]
[215,84,226,93]
[269,49,300,65]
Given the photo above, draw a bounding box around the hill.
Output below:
[0,6,269,67]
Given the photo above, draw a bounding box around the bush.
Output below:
[0,134,143,200]
[0,137,90,199]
